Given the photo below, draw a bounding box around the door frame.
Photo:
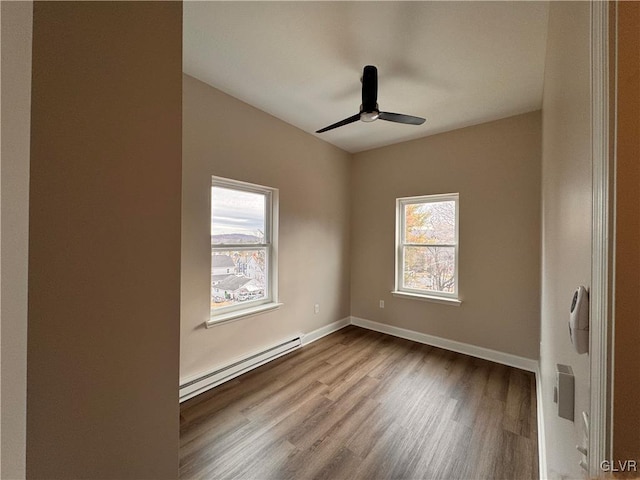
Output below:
[589,1,615,476]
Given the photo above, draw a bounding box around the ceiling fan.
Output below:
[316,65,426,134]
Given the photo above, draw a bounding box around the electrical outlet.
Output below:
[379,300,384,308]
[314,304,320,314]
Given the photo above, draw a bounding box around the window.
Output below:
[394,193,460,305]
[208,177,280,326]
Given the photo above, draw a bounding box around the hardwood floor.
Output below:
[180,326,538,480]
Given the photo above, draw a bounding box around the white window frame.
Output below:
[393,193,461,306]
[206,176,281,327]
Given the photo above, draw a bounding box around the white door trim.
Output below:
[589,1,615,476]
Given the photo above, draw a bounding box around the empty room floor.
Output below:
[180,326,538,480]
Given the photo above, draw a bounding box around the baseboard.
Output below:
[179,336,302,402]
[535,363,548,479]
[301,317,351,346]
[350,316,538,373]
[180,318,351,402]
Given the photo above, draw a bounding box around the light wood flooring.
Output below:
[180,326,538,480]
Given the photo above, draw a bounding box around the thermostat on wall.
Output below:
[569,286,589,354]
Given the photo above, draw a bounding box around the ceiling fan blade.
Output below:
[316,113,360,133]
[362,65,378,112]
[378,112,426,125]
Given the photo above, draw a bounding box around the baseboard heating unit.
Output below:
[179,336,302,403]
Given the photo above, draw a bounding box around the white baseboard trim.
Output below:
[179,336,302,403]
[350,316,538,373]
[301,317,351,346]
[535,363,548,480]
[180,318,351,402]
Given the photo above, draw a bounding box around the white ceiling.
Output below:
[184,1,549,154]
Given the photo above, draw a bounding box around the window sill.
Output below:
[391,291,462,306]
[205,302,283,328]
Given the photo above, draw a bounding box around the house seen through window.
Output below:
[210,177,278,322]
[395,193,459,302]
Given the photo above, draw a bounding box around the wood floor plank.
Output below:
[307,445,361,480]
[451,362,491,428]
[350,418,411,480]
[243,379,330,424]
[503,368,533,437]
[179,412,250,466]
[458,395,507,480]
[179,326,538,480]
[287,375,380,452]
[406,417,473,480]
[343,401,397,460]
[484,362,511,402]
[225,438,299,480]
[492,430,537,480]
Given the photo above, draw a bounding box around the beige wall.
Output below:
[1,2,33,478]
[539,2,591,478]
[350,111,541,360]
[181,74,351,381]
[614,0,640,464]
[27,2,182,478]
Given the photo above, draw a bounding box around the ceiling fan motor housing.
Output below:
[362,65,378,113]
[360,109,380,122]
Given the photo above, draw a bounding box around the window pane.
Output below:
[211,186,265,244]
[211,249,267,310]
[403,246,455,294]
[404,201,455,244]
